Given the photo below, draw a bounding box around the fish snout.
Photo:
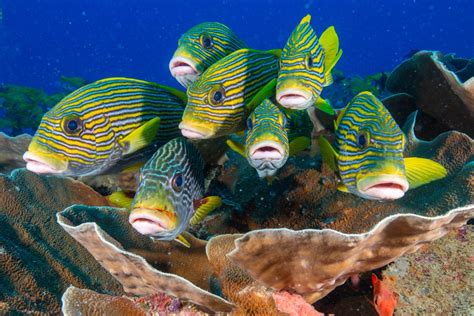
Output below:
[169,56,200,88]
[23,151,67,174]
[357,175,409,200]
[129,207,177,237]
[179,121,214,139]
[276,88,313,110]
[249,141,286,161]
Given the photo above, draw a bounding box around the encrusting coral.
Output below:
[0,132,31,174]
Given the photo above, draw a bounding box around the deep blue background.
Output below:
[1,0,472,92]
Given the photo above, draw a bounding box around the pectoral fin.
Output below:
[121,162,145,173]
[337,183,350,193]
[190,196,222,225]
[318,136,339,171]
[404,157,448,189]
[319,26,342,87]
[108,191,134,209]
[314,97,335,115]
[175,234,191,248]
[119,117,161,155]
[246,78,277,113]
[289,136,311,156]
[226,139,246,158]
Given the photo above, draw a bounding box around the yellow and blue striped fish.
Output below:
[180,48,281,139]
[169,22,247,88]
[227,99,312,178]
[23,77,186,176]
[128,137,221,247]
[318,91,447,200]
[277,14,342,112]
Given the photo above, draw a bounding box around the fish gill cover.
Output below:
[0,1,473,315]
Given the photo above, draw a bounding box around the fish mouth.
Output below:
[169,56,200,87]
[179,122,213,139]
[23,151,66,174]
[249,141,286,161]
[129,207,177,236]
[276,88,313,110]
[357,175,409,200]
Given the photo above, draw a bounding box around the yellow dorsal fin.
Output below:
[226,139,246,158]
[154,84,187,105]
[289,136,311,156]
[190,196,222,225]
[319,26,342,87]
[404,157,448,189]
[334,105,349,130]
[119,117,161,155]
[318,136,338,171]
[107,191,134,209]
[246,78,277,112]
[175,234,191,248]
[266,49,282,59]
[300,14,311,25]
[314,97,335,115]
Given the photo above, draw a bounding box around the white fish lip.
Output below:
[129,210,171,236]
[23,151,65,174]
[276,88,313,110]
[169,56,198,76]
[249,141,285,161]
[358,175,409,200]
[179,122,212,139]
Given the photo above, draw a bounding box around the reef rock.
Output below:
[386,51,474,138]
[0,133,31,174]
[0,169,122,314]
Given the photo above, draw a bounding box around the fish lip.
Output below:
[276,88,313,110]
[129,208,175,236]
[358,175,409,200]
[22,151,65,174]
[169,56,198,77]
[249,141,285,161]
[179,122,212,139]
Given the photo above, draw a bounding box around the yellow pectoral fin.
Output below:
[404,157,448,189]
[226,139,246,158]
[318,136,338,171]
[190,196,222,225]
[289,136,311,156]
[246,78,277,112]
[337,183,350,193]
[121,162,145,173]
[107,191,134,209]
[320,26,342,83]
[175,234,191,248]
[119,117,161,155]
[314,97,335,115]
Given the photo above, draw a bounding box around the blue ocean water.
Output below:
[1,0,472,92]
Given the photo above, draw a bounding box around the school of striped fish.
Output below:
[24,14,448,245]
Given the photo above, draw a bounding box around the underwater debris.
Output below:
[0,132,31,174]
[227,205,473,303]
[0,169,121,314]
[386,51,474,138]
[57,205,234,313]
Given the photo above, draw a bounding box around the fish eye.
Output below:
[357,131,371,148]
[62,116,83,135]
[305,53,314,68]
[208,85,225,105]
[199,32,214,50]
[171,173,184,192]
[247,117,254,129]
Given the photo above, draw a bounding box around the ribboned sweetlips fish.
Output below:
[109,137,226,247]
[318,91,447,200]
[179,48,281,140]
[23,77,186,177]
[169,22,247,88]
[227,98,313,178]
[277,14,342,112]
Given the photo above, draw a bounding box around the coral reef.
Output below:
[0,169,122,314]
[386,51,474,138]
[383,225,474,314]
[57,205,234,313]
[0,133,31,174]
